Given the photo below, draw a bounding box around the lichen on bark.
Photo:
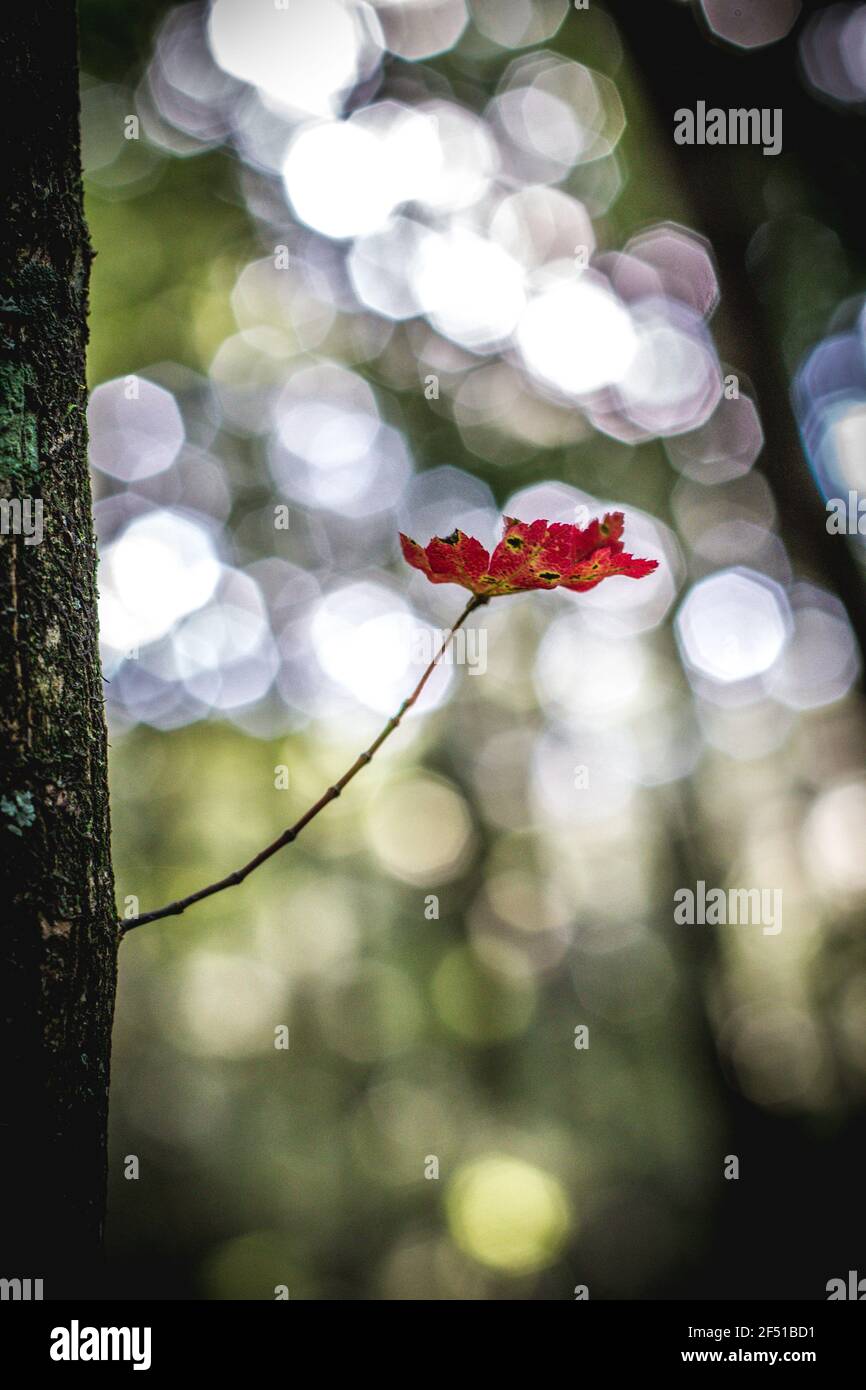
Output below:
[0,1,117,1289]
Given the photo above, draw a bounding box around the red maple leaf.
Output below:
[400,512,658,597]
[124,512,660,932]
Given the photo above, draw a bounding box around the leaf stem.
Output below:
[119,593,488,936]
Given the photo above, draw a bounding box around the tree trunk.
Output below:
[0,1,117,1294]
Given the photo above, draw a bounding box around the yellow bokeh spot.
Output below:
[446,1155,572,1274]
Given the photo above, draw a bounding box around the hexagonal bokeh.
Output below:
[373,0,469,62]
[531,58,626,163]
[625,223,720,320]
[490,186,595,270]
[595,250,664,306]
[766,584,860,712]
[799,5,866,105]
[700,0,802,51]
[470,0,568,51]
[489,52,626,185]
[676,568,792,685]
[665,391,765,483]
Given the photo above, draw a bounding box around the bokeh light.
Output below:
[80,0,866,1305]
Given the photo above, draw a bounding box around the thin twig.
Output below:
[119,594,488,936]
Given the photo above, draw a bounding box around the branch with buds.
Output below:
[119,513,656,936]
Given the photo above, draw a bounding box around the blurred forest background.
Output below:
[81,0,866,1298]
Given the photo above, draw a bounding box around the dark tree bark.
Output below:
[0,2,117,1292]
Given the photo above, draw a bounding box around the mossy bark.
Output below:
[0,2,117,1291]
